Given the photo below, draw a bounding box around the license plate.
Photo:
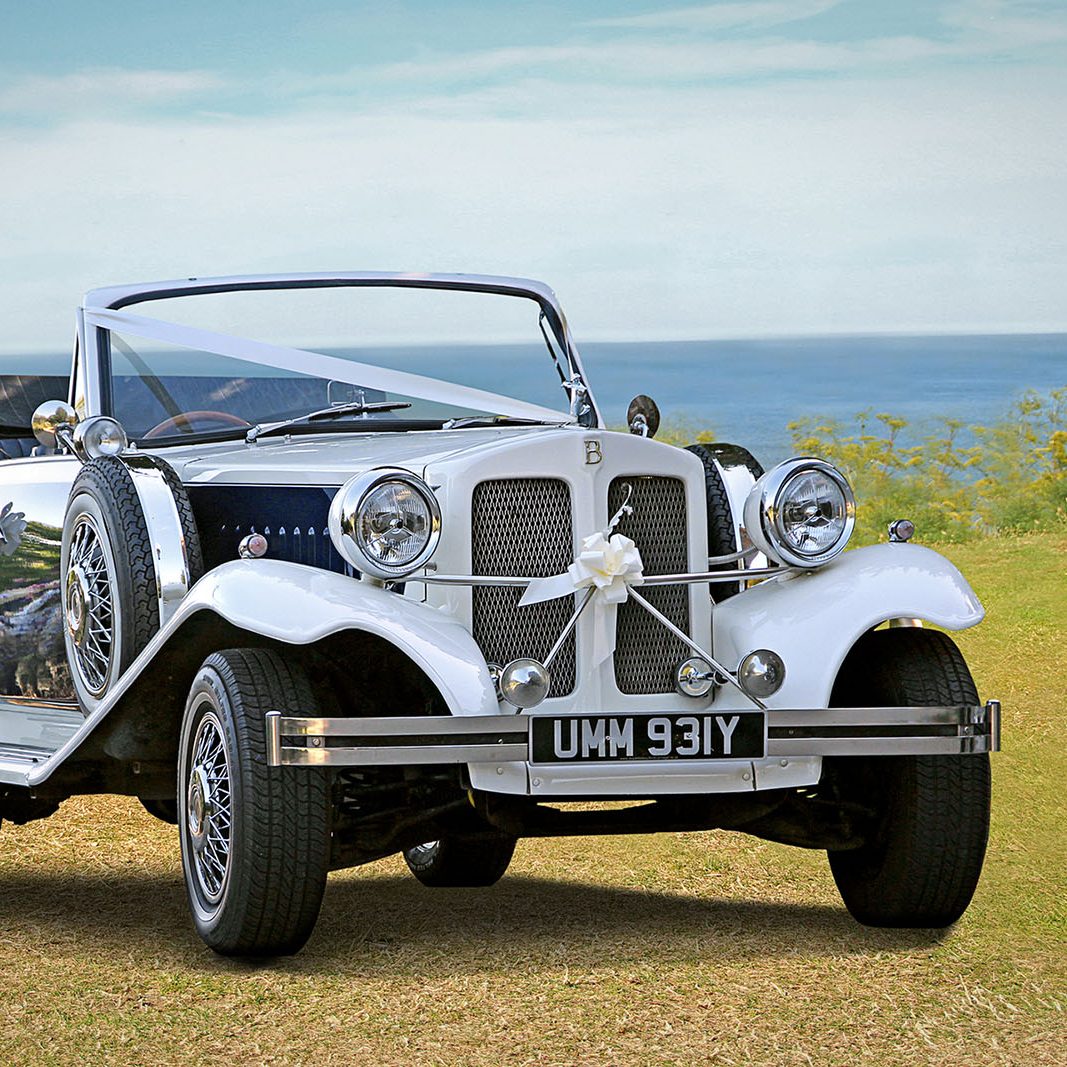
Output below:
[530,712,766,763]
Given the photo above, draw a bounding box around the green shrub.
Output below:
[788,388,1067,544]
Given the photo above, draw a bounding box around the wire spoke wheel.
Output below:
[65,512,117,696]
[185,709,234,906]
[177,649,331,956]
[61,455,203,716]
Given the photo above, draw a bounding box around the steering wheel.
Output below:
[144,410,251,439]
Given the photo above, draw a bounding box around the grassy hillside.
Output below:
[0,533,1063,1066]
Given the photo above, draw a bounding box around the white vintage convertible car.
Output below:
[0,273,998,956]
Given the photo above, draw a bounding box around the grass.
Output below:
[0,533,1064,1066]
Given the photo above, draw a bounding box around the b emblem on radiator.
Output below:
[584,440,603,465]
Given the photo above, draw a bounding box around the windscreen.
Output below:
[104,284,573,440]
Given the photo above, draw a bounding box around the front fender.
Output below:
[712,543,984,711]
[182,560,499,717]
[25,560,497,786]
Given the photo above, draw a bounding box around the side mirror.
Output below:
[31,400,79,449]
[626,394,660,439]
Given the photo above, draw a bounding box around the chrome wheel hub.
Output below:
[66,514,115,696]
[186,712,233,905]
[65,566,91,642]
[187,766,211,842]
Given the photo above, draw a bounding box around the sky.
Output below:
[1,0,1065,351]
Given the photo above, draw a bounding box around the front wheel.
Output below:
[826,628,991,928]
[178,649,331,956]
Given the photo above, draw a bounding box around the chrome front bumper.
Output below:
[265,700,1000,767]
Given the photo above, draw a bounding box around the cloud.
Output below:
[254,0,1067,106]
[0,2,1064,346]
[347,36,947,88]
[943,0,1067,46]
[3,2,1067,129]
[584,0,844,33]
[0,64,1064,351]
[0,68,226,120]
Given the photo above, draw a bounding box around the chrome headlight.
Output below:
[72,416,128,459]
[743,458,855,568]
[328,469,441,580]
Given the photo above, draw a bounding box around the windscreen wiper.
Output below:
[246,400,412,443]
[441,414,562,430]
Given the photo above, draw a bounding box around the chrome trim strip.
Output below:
[265,709,282,766]
[768,706,976,727]
[123,455,191,627]
[989,698,1002,751]
[279,743,530,767]
[766,738,989,757]
[276,714,527,737]
[420,565,792,587]
[264,701,1000,767]
[643,567,788,584]
[707,547,758,566]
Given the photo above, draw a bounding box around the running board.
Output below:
[0,703,85,785]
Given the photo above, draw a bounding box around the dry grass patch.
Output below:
[0,534,1063,1065]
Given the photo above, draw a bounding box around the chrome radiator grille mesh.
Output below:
[471,479,577,697]
[608,476,691,694]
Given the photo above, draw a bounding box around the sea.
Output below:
[575,333,1067,464]
[18,332,1067,466]
[350,332,1067,465]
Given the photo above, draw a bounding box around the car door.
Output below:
[0,454,81,712]
[0,361,80,713]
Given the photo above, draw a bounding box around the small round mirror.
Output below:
[31,400,79,449]
[626,394,660,439]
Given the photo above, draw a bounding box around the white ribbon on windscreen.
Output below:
[84,307,573,425]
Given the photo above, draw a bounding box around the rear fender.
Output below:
[712,543,984,711]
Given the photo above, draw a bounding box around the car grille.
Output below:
[471,479,577,697]
[470,475,691,698]
[608,476,691,694]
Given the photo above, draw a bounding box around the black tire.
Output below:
[685,443,753,600]
[826,628,991,928]
[403,833,517,887]
[140,797,179,824]
[178,649,331,956]
[61,455,202,714]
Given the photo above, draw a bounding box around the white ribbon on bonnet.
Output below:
[518,529,645,671]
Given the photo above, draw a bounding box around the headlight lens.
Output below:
[328,469,441,579]
[775,467,850,558]
[743,458,855,568]
[357,481,433,568]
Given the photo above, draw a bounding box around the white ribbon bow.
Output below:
[519,530,645,669]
